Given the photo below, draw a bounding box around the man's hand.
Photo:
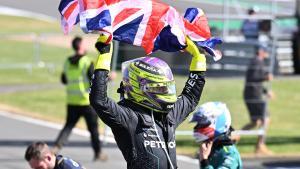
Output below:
[185,37,206,72]
[199,141,213,161]
[267,90,275,100]
[266,73,273,81]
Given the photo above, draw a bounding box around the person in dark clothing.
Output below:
[242,44,273,154]
[89,34,207,169]
[25,141,86,169]
[241,8,259,41]
[53,36,106,161]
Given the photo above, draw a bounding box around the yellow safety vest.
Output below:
[64,56,92,105]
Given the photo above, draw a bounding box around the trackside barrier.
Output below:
[175,130,265,136]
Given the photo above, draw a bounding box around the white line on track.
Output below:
[0,111,115,143]
[0,111,198,165]
[0,5,57,22]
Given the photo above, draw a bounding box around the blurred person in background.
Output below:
[190,102,242,169]
[242,44,274,155]
[241,8,259,41]
[53,36,107,161]
[25,141,86,169]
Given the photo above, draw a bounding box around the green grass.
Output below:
[0,69,59,85]
[0,88,66,121]
[0,39,69,85]
[0,15,61,34]
[177,78,249,131]
[0,39,70,64]
[1,14,300,156]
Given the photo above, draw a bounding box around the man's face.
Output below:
[258,49,269,59]
[78,40,87,55]
[28,155,53,169]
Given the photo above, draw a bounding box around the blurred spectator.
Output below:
[190,102,243,169]
[25,141,86,169]
[241,8,259,41]
[53,36,107,161]
[242,44,273,155]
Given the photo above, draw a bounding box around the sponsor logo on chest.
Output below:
[142,128,176,149]
[144,140,176,149]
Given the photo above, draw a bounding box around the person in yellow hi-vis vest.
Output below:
[53,36,107,161]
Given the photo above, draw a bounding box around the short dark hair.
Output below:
[72,36,82,51]
[248,8,255,15]
[25,142,49,161]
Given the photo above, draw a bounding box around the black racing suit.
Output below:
[90,70,205,169]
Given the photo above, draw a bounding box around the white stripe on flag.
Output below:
[133,0,152,46]
[64,4,79,34]
[78,0,112,34]
[165,7,186,46]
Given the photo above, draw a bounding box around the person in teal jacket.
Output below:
[190,102,242,169]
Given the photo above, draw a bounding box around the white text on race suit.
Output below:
[144,140,176,149]
[185,72,199,93]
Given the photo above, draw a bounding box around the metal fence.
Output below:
[0,33,58,73]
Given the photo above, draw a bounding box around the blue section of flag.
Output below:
[75,14,80,25]
[153,26,186,52]
[196,38,223,56]
[184,8,199,23]
[86,10,111,31]
[58,0,74,12]
[113,15,144,45]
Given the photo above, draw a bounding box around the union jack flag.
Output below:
[58,0,80,34]
[58,0,222,59]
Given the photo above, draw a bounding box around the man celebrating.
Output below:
[89,34,207,169]
[25,142,85,169]
[53,36,106,161]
